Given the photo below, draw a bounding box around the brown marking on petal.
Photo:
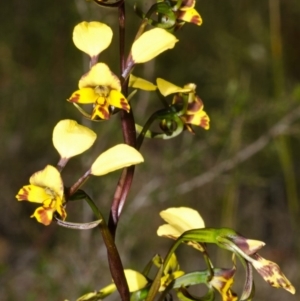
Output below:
[16,186,31,200]
[58,205,67,220]
[68,93,80,103]
[172,94,184,106]
[36,208,52,225]
[182,114,209,130]
[183,114,193,124]
[92,104,110,120]
[190,15,202,25]
[120,98,130,112]
[100,107,110,119]
[181,0,195,9]
[187,99,203,112]
[230,236,264,255]
[253,254,295,293]
[200,116,210,129]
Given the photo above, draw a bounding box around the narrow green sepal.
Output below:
[177,287,214,301]
[145,265,164,301]
[72,103,93,119]
[173,271,210,288]
[142,254,161,276]
[55,216,102,230]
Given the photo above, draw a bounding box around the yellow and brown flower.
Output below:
[176,0,202,25]
[209,267,238,301]
[16,165,66,226]
[68,63,130,120]
[156,78,210,132]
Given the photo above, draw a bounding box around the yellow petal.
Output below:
[157,207,205,238]
[132,28,178,64]
[124,269,148,292]
[77,284,117,301]
[157,78,191,97]
[244,239,265,255]
[79,63,121,91]
[252,254,295,294]
[164,253,180,274]
[73,21,113,57]
[109,90,130,112]
[178,8,202,26]
[16,185,49,204]
[53,119,97,159]
[209,268,238,301]
[92,102,110,120]
[56,202,67,221]
[29,165,64,198]
[159,270,185,292]
[31,206,55,226]
[129,74,157,91]
[157,224,183,239]
[68,87,99,104]
[183,110,210,130]
[91,144,144,176]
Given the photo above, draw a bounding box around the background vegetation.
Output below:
[0,0,299,300]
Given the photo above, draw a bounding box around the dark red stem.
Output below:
[106,2,137,301]
[108,1,137,237]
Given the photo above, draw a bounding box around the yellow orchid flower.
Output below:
[152,253,185,292]
[157,78,210,132]
[73,21,113,60]
[157,207,295,296]
[90,144,144,176]
[174,0,202,28]
[52,119,97,160]
[131,28,178,64]
[16,165,66,226]
[68,63,130,120]
[209,267,238,301]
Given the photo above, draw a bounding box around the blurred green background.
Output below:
[0,0,299,300]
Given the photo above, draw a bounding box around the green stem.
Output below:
[136,112,161,149]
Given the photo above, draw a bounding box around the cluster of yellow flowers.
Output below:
[16,120,143,225]
[15,1,295,300]
[16,15,210,225]
[77,207,295,301]
[67,20,210,132]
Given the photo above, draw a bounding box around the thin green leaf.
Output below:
[145,265,164,301]
[173,271,210,288]
[177,287,214,301]
[55,216,102,230]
